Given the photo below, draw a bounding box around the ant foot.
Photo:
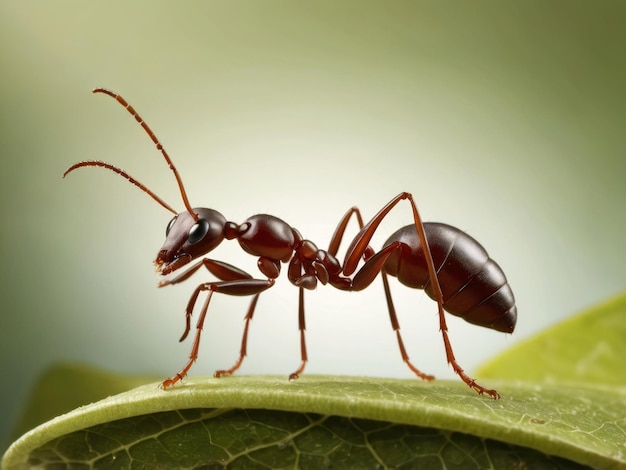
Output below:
[483,388,501,400]
[472,382,501,400]
[406,361,435,381]
[161,373,184,389]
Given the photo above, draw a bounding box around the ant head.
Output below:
[154,208,226,275]
[65,88,229,275]
[64,88,215,274]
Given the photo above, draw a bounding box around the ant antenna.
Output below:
[90,88,198,220]
[63,160,178,216]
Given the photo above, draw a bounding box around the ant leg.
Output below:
[158,258,253,288]
[332,205,434,381]
[402,197,501,398]
[331,205,432,381]
[288,287,308,380]
[159,259,255,341]
[214,293,260,378]
[328,207,375,261]
[287,207,374,379]
[342,192,414,275]
[162,291,213,389]
[161,278,274,389]
[436,300,501,399]
[342,192,500,398]
[381,270,434,381]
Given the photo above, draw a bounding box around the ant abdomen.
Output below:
[383,223,516,333]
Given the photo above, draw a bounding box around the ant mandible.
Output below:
[64,88,516,399]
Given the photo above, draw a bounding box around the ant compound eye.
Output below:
[188,219,210,244]
[165,216,178,237]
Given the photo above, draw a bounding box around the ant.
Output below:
[64,88,516,399]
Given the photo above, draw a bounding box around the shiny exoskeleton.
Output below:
[384,223,515,334]
[64,88,516,399]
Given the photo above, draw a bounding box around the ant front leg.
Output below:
[158,258,254,288]
[160,276,274,389]
[158,258,255,341]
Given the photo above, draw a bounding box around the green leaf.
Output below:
[4,292,626,469]
[477,291,626,386]
[8,363,157,442]
[3,374,624,469]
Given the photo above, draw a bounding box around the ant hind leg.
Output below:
[381,270,435,381]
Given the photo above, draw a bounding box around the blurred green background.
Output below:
[1,1,625,452]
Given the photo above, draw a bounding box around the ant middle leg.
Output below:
[287,205,375,380]
[288,287,308,380]
[327,206,374,260]
[329,205,435,381]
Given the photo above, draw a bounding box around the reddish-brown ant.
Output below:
[64,88,516,399]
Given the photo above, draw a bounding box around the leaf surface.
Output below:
[4,292,626,469]
[478,291,626,386]
[3,375,624,469]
